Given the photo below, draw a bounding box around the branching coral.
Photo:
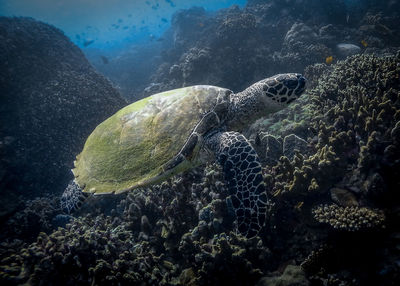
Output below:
[1,196,61,242]
[263,52,400,201]
[258,52,399,285]
[0,164,272,285]
[312,204,384,231]
[179,233,270,286]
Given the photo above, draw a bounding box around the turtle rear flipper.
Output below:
[61,180,89,213]
[206,131,268,237]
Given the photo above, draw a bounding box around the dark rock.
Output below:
[319,24,342,47]
[282,22,331,65]
[170,7,207,50]
[0,17,126,203]
[51,214,73,229]
[363,173,386,201]
[330,187,359,207]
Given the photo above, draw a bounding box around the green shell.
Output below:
[73,85,226,195]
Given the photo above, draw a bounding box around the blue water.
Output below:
[0,0,246,49]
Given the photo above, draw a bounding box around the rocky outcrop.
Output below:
[0,17,126,213]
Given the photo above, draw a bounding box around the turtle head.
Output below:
[227,73,306,131]
[260,73,306,106]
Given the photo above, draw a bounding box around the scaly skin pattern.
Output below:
[60,180,88,213]
[227,73,306,131]
[206,131,267,238]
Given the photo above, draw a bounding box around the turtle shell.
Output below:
[73,85,228,195]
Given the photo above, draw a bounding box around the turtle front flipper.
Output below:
[61,180,89,213]
[205,131,268,237]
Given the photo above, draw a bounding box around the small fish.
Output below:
[165,0,176,7]
[361,40,368,47]
[161,18,168,23]
[75,34,80,40]
[198,22,204,27]
[294,201,304,210]
[83,39,94,47]
[100,56,109,64]
[123,26,129,30]
[325,56,333,64]
[128,14,132,18]
[157,37,164,42]
[118,19,123,23]
[273,190,281,197]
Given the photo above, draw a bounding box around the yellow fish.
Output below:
[294,201,304,210]
[361,40,368,47]
[273,189,281,197]
[325,56,333,64]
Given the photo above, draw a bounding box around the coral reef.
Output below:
[279,22,331,71]
[2,44,399,286]
[260,52,400,201]
[0,165,273,285]
[1,196,62,242]
[138,0,400,99]
[260,52,400,286]
[1,2,400,285]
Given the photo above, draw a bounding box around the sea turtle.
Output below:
[61,73,306,237]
